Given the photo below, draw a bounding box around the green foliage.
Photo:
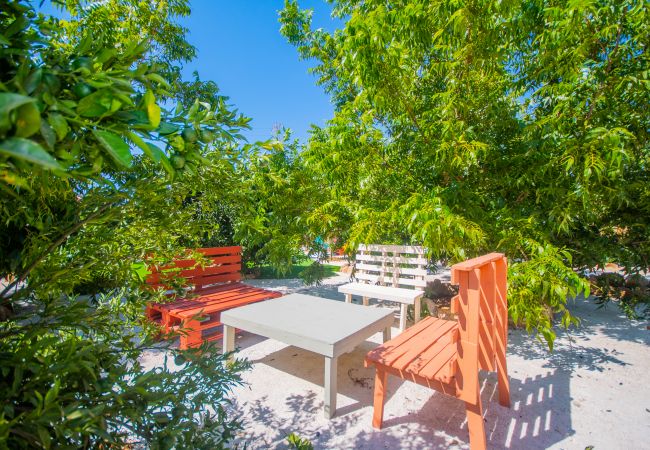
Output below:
[235,129,330,276]
[287,432,314,450]
[0,293,249,449]
[0,0,254,447]
[592,272,650,320]
[280,0,649,348]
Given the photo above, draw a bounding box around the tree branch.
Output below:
[0,202,116,303]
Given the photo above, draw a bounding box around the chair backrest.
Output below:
[450,253,508,402]
[354,244,427,290]
[146,246,242,292]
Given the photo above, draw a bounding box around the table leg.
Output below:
[362,296,369,306]
[324,356,338,419]
[414,297,422,323]
[399,303,408,332]
[383,326,391,343]
[223,324,235,361]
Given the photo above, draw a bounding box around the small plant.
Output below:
[287,432,314,450]
[592,272,650,320]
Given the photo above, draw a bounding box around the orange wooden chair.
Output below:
[365,253,510,450]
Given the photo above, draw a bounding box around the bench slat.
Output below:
[355,272,427,288]
[356,254,428,265]
[355,263,428,277]
[339,282,424,303]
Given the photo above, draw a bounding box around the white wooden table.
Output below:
[221,293,394,418]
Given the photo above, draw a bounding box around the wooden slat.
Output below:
[390,321,457,371]
[356,253,428,265]
[358,244,425,254]
[193,246,241,256]
[338,282,424,303]
[197,272,241,286]
[175,291,280,319]
[451,252,503,273]
[179,263,241,278]
[159,284,259,312]
[169,287,279,313]
[355,263,428,276]
[366,316,444,364]
[418,343,457,381]
[356,272,427,288]
[375,320,448,367]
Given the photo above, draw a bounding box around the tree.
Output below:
[1,1,251,447]
[279,0,649,347]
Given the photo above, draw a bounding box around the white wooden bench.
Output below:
[338,244,427,332]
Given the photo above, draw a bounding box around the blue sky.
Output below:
[39,0,342,143]
[180,1,341,143]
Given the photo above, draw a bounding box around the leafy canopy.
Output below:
[0,1,254,448]
[279,0,649,346]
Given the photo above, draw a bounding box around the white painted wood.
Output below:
[324,357,337,419]
[399,303,408,331]
[344,293,352,303]
[356,254,428,265]
[223,325,235,360]
[221,294,393,358]
[359,244,425,254]
[338,282,424,304]
[338,244,428,329]
[355,272,427,288]
[355,263,428,276]
[220,294,394,418]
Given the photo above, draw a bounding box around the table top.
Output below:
[221,293,394,357]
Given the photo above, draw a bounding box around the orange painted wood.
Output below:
[365,253,510,450]
[144,247,281,349]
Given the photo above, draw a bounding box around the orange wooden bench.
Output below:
[144,246,282,349]
[365,253,510,450]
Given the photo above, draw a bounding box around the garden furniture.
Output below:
[338,244,427,332]
[365,253,510,450]
[221,293,394,418]
[144,246,282,349]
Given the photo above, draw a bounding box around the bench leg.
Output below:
[223,325,235,361]
[465,395,487,450]
[371,368,388,429]
[414,297,422,323]
[344,293,352,304]
[179,318,202,350]
[399,304,408,332]
[362,296,369,306]
[324,356,338,419]
[496,345,511,407]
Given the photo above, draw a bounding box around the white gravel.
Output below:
[140,271,650,449]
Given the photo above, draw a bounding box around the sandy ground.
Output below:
[140,270,650,450]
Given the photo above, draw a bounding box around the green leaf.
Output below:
[125,131,171,174]
[77,90,114,117]
[14,102,41,138]
[37,426,51,449]
[93,130,133,167]
[156,121,179,135]
[0,93,35,132]
[47,113,69,141]
[40,120,56,149]
[0,138,62,170]
[144,90,161,128]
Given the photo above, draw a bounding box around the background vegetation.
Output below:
[277,0,649,345]
[0,0,647,447]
